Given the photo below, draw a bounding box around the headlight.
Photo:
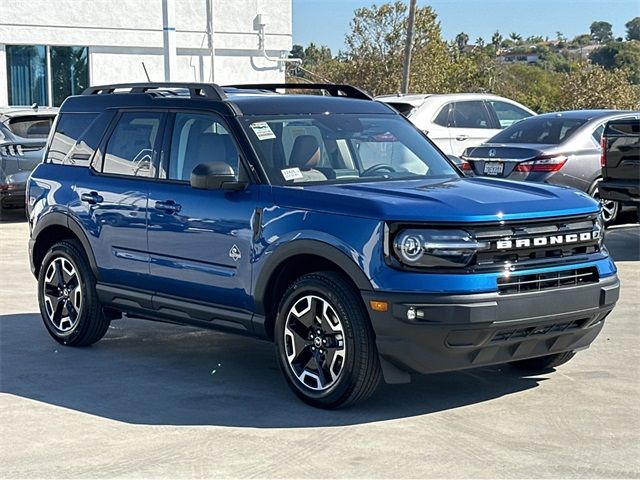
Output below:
[392,229,489,268]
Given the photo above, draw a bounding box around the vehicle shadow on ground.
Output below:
[1,313,547,428]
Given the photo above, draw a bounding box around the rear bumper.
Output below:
[599,180,640,204]
[0,183,26,209]
[362,274,619,382]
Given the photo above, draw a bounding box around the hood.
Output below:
[272,176,599,223]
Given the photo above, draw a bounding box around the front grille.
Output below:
[491,318,588,343]
[497,266,598,295]
[470,214,603,272]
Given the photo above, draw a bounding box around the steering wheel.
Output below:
[361,163,397,176]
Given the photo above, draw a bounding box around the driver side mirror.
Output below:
[190,162,247,190]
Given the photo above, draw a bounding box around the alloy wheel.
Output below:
[283,295,346,391]
[592,187,618,224]
[43,257,82,333]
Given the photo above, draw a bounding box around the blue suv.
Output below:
[27,83,620,408]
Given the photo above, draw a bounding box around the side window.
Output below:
[48,113,99,165]
[450,101,492,129]
[489,101,532,128]
[592,124,605,145]
[168,112,239,181]
[433,104,450,127]
[102,112,163,177]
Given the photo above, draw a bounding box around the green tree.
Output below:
[491,31,502,48]
[326,1,454,95]
[570,34,592,47]
[290,44,305,60]
[591,41,640,83]
[455,32,469,51]
[626,17,640,40]
[509,32,522,43]
[590,21,613,43]
[556,65,640,109]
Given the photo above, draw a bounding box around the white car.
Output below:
[376,93,536,156]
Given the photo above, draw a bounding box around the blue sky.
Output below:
[292,0,636,53]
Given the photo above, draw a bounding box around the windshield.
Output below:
[240,114,458,185]
[490,116,588,145]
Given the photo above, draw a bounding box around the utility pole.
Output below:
[162,0,177,81]
[401,0,417,94]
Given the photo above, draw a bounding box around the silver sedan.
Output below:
[461,110,640,224]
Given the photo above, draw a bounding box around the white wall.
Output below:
[0,0,292,104]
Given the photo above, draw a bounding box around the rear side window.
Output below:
[450,101,492,129]
[7,115,54,138]
[48,113,99,165]
[488,101,532,128]
[433,105,450,127]
[490,117,588,144]
[102,112,163,177]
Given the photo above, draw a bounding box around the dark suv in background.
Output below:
[26,83,619,408]
[599,116,640,220]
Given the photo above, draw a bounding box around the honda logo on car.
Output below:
[496,231,600,249]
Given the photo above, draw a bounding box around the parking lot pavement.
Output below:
[1,209,639,479]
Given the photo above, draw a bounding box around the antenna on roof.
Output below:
[142,62,152,82]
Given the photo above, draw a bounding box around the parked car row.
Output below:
[377,93,639,225]
[0,106,57,216]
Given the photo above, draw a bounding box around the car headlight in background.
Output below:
[392,229,490,268]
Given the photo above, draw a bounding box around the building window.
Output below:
[6,45,89,107]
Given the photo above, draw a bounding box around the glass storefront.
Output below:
[5,45,89,107]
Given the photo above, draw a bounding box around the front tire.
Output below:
[38,240,110,346]
[510,351,576,372]
[274,272,381,408]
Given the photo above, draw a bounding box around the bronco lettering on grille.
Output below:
[496,231,599,250]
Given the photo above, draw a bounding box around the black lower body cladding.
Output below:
[361,275,619,381]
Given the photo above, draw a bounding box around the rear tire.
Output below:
[510,351,576,372]
[589,180,618,226]
[274,271,381,408]
[38,240,110,346]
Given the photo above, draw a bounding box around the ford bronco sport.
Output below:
[27,83,620,408]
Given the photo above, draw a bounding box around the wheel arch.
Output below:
[253,239,374,340]
[31,212,99,279]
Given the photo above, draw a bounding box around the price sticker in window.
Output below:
[249,121,276,140]
[281,167,304,181]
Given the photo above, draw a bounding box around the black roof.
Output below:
[68,82,395,116]
[535,110,631,121]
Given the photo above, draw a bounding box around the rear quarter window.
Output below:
[48,112,116,166]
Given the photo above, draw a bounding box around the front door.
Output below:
[146,111,258,312]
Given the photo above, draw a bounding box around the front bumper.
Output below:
[362,274,619,382]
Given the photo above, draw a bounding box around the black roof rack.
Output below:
[226,83,372,100]
[82,83,227,101]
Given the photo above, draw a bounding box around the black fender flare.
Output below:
[31,212,100,279]
[252,239,374,314]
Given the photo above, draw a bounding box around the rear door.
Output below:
[70,110,166,289]
[448,101,497,156]
[146,111,259,313]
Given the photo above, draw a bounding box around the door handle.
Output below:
[80,191,103,205]
[155,200,182,214]
[456,135,469,141]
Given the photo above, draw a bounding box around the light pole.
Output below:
[401,0,417,94]
[162,0,177,81]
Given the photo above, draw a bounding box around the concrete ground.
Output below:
[1,209,639,479]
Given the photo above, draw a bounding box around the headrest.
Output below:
[289,135,320,170]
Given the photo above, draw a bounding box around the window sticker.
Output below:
[281,167,304,181]
[249,121,276,140]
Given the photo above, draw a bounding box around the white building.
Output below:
[0,0,293,106]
